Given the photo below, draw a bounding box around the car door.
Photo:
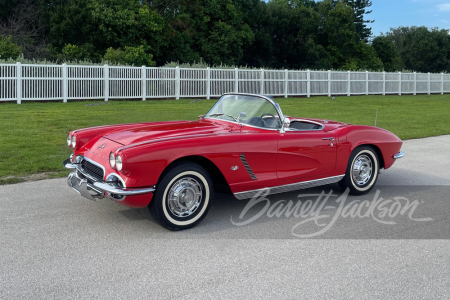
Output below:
[276,129,337,181]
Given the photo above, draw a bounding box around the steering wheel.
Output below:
[260,113,277,128]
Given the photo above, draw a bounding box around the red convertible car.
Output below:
[64,93,404,230]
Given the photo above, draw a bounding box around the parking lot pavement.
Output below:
[0,135,449,299]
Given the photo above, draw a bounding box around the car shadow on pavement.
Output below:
[113,184,450,239]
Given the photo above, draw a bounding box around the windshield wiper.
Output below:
[207,113,239,122]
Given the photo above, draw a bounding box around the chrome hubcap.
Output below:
[167,177,203,217]
[352,154,373,186]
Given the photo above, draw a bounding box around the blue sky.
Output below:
[371,0,450,36]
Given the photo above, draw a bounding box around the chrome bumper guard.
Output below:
[63,158,155,201]
[393,152,405,159]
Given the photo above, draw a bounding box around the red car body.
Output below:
[64,94,403,213]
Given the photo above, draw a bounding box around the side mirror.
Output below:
[280,117,290,133]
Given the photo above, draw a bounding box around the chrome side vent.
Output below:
[240,153,257,180]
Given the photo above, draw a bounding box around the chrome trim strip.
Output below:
[240,153,257,180]
[93,182,155,196]
[234,175,345,200]
[393,152,405,159]
[72,123,137,134]
[116,132,232,152]
[286,119,325,131]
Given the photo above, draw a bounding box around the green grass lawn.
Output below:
[1,94,450,184]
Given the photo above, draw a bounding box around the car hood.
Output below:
[102,120,231,146]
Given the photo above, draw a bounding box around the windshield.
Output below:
[205,94,282,129]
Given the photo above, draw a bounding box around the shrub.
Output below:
[61,43,98,62]
[103,45,156,66]
[0,36,22,60]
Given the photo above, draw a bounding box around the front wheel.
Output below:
[149,162,213,231]
[339,146,379,195]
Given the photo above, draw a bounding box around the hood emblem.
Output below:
[97,143,107,150]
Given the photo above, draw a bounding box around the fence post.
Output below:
[383,71,386,96]
[413,72,417,96]
[104,64,109,101]
[428,72,431,95]
[141,66,146,101]
[206,67,211,100]
[260,69,264,94]
[62,63,67,103]
[441,73,444,95]
[328,70,331,97]
[366,71,369,95]
[347,71,351,97]
[284,69,288,98]
[398,72,402,96]
[307,69,311,98]
[16,62,22,104]
[175,66,180,100]
[235,68,239,93]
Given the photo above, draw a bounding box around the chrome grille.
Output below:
[81,159,104,180]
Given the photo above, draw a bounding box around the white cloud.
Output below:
[437,3,450,11]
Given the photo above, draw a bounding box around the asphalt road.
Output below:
[1,135,450,299]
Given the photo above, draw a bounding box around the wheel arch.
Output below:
[352,143,385,170]
[157,155,232,194]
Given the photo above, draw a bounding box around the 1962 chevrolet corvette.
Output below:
[64,93,404,230]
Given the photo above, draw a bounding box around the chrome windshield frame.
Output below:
[204,93,285,130]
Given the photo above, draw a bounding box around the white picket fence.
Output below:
[1,62,450,104]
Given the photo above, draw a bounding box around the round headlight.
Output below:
[71,135,76,148]
[67,134,72,147]
[109,152,116,168]
[115,155,123,171]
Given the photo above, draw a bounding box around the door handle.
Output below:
[322,137,334,141]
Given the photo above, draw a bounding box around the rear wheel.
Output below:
[149,162,213,231]
[339,146,379,195]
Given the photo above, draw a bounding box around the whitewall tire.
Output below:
[339,146,379,195]
[149,162,213,230]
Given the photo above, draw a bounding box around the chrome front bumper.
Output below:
[393,152,405,159]
[63,158,155,201]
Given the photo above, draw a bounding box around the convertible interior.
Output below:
[288,120,322,130]
[242,116,322,130]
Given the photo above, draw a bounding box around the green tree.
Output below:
[317,1,381,70]
[0,35,22,60]
[0,0,19,22]
[386,26,450,73]
[343,0,373,42]
[372,35,404,71]
[240,0,331,69]
[152,0,254,66]
[43,0,164,63]
[318,1,358,69]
